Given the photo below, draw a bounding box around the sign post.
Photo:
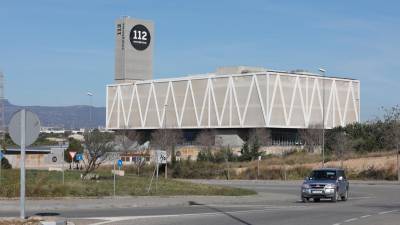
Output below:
[115,159,123,197]
[113,160,116,197]
[68,151,76,170]
[117,159,123,170]
[9,109,40,219]
[156,150,166,192]
[147,150,166,193]
[75,153,83,171]
[257,156,261,180]
[0,151,3,185]
[62,150,64,184]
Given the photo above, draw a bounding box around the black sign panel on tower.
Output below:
[130,24,151,51]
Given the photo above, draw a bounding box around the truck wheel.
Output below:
[314,198,320,202]
[302,197,309,203]
[331,191,338,202]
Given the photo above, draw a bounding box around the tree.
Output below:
[196,130,215,150]
[151,129,183,178]
[115,130,141,152]
[1,157,12,169]
[240,129,270,161]
[195,130,215,162]
[382,105,400,151]
[247,129,260,160]
[81,129,116,178]
[328,128,350,168]
[151,129,183,149]
[248,128,272,147]
[64,138,83,163]
[240,142,252,161]
[299,124,323,153]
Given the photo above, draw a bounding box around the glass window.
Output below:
[310,170,337,180]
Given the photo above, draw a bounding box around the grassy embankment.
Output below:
[0,169,255,198]
[167,150,400,180]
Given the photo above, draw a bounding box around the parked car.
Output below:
[301,168,349,202]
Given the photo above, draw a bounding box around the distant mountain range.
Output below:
[3,99,106,129]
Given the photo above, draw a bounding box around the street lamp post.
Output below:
[319,68,326,168]
[87,91,93,129]
[164,103,168,179]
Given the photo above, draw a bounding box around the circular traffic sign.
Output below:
[9,109,41,147]
[129,24,151,51]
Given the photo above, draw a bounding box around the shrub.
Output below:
[1,157,12,169]
[356,165,397,180]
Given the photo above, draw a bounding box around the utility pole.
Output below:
[164,103,168,179]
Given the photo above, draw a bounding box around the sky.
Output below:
[0,0,399,121]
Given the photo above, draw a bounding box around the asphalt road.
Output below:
[1,180,399,225]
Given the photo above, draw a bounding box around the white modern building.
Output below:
[106,17,360,145]
[107,67,360,130]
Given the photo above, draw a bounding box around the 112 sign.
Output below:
[130,24,151,51]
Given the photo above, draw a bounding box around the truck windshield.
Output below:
[310,170,337,180]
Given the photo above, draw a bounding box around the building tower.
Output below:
[114,17,154,83]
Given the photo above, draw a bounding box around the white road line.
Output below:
[86,208,293,225]
[360,214,371,218]
[347,196,373,200]
[344,218,358,223]
[190,204,308,209]
[378,210,397,215]
[332,223,341,225]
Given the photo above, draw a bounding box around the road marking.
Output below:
[378,210,397,215]
[86,207,301,225]
[191,204,309,209]
[360,214,371,218]
[347,196,373,200]
[332,223,341,225]
[344,218,358,222]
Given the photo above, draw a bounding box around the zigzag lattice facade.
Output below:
[106,71,360,130]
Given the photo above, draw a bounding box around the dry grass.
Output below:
[0,219,40,225]
[230,150,399,180]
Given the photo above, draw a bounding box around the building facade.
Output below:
[106,69,360,130]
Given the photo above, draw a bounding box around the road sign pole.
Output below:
[156,157,159,193]
[20,109,26,219]
[0,152,2,185]
[62,148,65,185]
[113,160,116,198]
[8,109,40,220]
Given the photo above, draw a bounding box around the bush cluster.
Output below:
[325,105,400,154]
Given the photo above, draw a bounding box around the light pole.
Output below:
[164,103,168,179]
[319,68,326,168]
[87,91,93,129]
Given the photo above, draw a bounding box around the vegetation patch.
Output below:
[0,169,255,198]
